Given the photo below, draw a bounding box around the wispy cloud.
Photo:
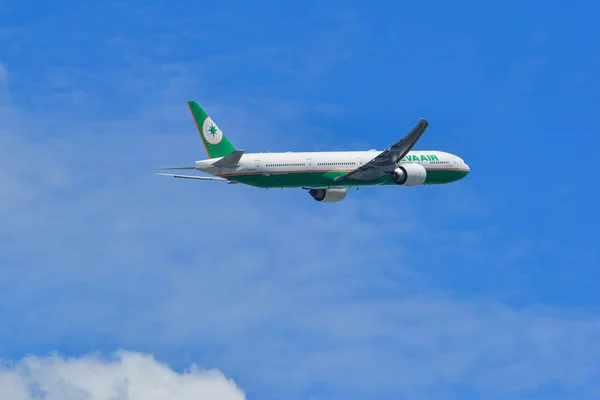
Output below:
[0,61,7,84]
[2,102,599,399]
[0,27,30,36]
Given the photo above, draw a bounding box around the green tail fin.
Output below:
[187,101,236,159]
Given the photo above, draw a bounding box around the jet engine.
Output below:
[391,163,427,186]
[308,188,347,202]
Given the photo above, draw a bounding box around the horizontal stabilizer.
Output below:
[212,150,244,168]
[151,166,196,170]
[156,173,227,181]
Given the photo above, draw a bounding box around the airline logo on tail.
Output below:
[202,117,223,145]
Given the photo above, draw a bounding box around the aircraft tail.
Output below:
[187,101,236,159]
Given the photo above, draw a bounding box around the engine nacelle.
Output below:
[391,163,427,186]
[308,188,347,202]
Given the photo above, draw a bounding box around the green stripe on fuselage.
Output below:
[224,168,468,188]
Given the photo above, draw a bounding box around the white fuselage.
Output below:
[195,150,469,179]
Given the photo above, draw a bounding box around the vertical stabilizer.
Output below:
[187,101,236,158]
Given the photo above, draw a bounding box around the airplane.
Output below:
[155,101,470,202]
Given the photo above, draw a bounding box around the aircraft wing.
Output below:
[334,118,429,181]
[156,173,228,181]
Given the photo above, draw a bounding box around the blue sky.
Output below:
[1,1,599,399]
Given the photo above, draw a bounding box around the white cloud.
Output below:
[0,351,245,400]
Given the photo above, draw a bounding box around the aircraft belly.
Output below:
[424,169,469,184]
[225,167,468,187]
[227,171,381,188]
